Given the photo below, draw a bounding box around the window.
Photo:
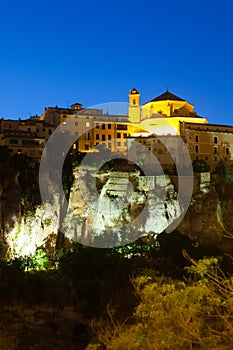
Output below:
[195,145,199,153]
[22,140,35,146]
[123,133,127,139]
[108,135,111,140]
[117,133,121,138]
[133,99,136,105]
[96,123,99,128]
[226,147,230,155]
[196,155,199,160]
[27,128,31,132]
[102,124,105,130]
[96,134,100,140]
[214,146,218,154]
[116,124,127,130]
[75,122,78,126]
[30,150,34,156]
[214,136,218,144]
[10,139,18,144]
[85,132,90,140]
[85,144,90,150]
[195,135,199,142]
[205,156,208,160]
[102,135,106,141]
[117,141,121,146]
[86,122,90,127]
[108,124,111,129]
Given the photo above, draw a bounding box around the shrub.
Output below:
[91,257,233,350]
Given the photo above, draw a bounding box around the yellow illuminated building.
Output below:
[1,87,233,173]
[128,89,208,135]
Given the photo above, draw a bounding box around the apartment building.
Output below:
[180,122,233,172]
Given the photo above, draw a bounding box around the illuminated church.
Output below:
[1,87,233,172]
[128,88,233,172]
[128,88,208,135]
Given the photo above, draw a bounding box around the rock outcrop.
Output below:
[0,164,233,257]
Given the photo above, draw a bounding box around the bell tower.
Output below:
[128,88,141,123]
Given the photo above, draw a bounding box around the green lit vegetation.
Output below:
[192,159,210,172]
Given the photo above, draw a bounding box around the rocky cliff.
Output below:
[0,165,233,258]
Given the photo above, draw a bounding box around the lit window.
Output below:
[86,122,90,127]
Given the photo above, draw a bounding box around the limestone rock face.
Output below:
[0,165,233,257]
[0,166,21,258]
[65,169,233,252]
[64,168,183,247]
[0,175,61,258]
[178,179,233,253]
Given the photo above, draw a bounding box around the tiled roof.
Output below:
[147,91,186,103]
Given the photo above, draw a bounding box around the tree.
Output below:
[192,159,210,173]
[91,257,233,350]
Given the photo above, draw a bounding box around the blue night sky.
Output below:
[0,0,233,124]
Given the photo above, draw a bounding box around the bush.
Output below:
[192,160,210,173]
[91,257,233,350]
